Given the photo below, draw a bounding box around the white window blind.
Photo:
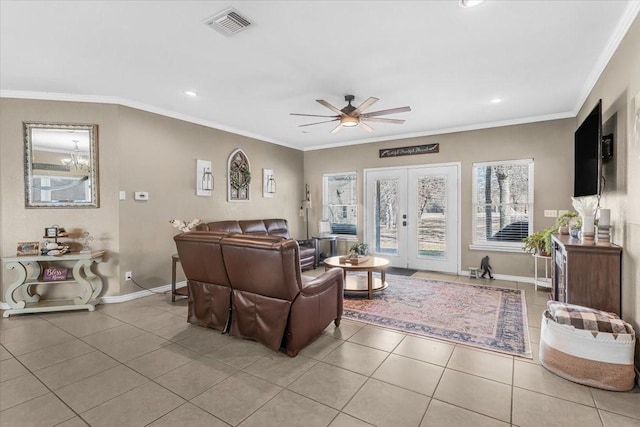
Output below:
[472,159,533,249]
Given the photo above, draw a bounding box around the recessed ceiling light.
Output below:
[459,0,485,8]
[490,97,503,104]
[184,90,197,97]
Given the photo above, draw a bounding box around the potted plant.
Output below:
[542,228,555,255]
[349,242,369,256]
[570,217,582,238]
[339,242,370,265]
[555,211,578,234]
[523,231,547,255]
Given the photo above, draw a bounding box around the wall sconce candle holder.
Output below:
[263,168,276,198]
[196,159,213,196]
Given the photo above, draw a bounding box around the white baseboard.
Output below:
[100,281,187,303]
[0,281,187,310]
[458,270,536,285]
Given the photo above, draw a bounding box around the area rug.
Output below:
[343,275,532,358]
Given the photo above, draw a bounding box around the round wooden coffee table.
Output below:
[324,256,389,299]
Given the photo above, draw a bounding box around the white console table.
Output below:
[2,251,105,317]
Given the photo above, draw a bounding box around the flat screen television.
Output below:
[574,99,602,197]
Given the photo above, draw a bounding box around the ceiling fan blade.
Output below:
[353,97,379,116]
[317,99,346,116]
[299,119,339,127]
[330,123,343,133]
[359,122,375,133]
[360,106,412,118]
[361,117,405,124]
[290,113,339,118]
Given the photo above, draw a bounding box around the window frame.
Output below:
[470,159,534,252]
[322,171,358,236]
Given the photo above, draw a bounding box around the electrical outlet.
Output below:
[125,271,132,281]
[544,210,558,217]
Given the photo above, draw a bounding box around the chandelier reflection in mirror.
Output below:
[61,140,90,171]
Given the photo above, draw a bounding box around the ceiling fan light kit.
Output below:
[341,116,359,127]
[291,94,411,134]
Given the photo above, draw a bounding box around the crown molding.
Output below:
[301,111,576,151]
[0,90,300,151]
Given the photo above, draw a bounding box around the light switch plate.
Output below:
[119,191,126,200]
[544,209,558,217]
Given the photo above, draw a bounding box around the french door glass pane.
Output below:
[417,175,446,258]
[374,178,398,254]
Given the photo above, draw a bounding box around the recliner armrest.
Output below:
[300,268,343,296]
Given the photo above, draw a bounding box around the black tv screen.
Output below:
[574,100,602,197]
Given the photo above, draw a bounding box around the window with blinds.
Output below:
[322,172,357,235]
[472,159,533,249]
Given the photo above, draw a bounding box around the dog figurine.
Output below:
[170,218,201,233]
[480,255,494,279]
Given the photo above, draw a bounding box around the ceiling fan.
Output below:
[290,95,411,134]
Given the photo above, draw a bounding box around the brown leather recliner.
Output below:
[174,231,343,356]
[196,218,317,270]
[173,231,231,332]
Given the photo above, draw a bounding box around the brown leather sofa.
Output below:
[196,218,317,270]
[174,232,344,356]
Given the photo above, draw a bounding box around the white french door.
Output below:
[365,164,460,273]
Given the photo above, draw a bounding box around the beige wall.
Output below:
[116,107,304,295]
[578,14,639,368]
[0,99,121,297]
[0,99,304,298]
[304,118,575,278]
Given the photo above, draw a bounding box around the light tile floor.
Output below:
[1,270,638,427]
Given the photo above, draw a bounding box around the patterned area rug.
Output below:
[343,275,532,358]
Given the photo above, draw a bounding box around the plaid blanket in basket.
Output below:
[547,301,631,334]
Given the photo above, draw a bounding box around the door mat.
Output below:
[385,267,418,276]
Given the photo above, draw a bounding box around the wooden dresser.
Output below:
[551,234,622,316]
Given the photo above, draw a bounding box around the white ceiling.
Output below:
[1,1,638,151]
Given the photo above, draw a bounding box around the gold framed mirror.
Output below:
[24,122,99,208]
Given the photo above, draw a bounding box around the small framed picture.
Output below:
[17,241,39,256]
[45,227,58,237]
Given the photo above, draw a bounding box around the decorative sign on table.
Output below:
[379,143,439,158]
[43,267,68,281]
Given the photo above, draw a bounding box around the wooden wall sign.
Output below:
[379,143,439,158]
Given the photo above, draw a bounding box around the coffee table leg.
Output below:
[368,271,373,299]
[381,269,386,285]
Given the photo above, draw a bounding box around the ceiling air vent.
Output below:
[203,8,252,36]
